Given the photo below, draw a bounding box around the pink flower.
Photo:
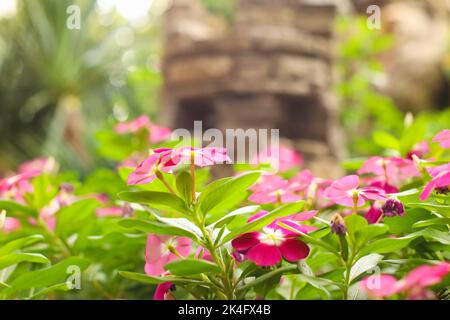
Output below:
[154,282,176,300]
[406,141,429,159]
[323,175,386,207]
[249,174,301,204]
[231,211,313,267]
[169,146,231,167]
[419,163,450,200]
[127,149,176,185]
[361,262,450,299]
[288,170,314,192]
[96,207,123,217]
[358,157,419,186]
[360,274,400,298]
[144,235,192,276]
[148,124,172,144]
[115,115,150,134]
[2,217,21,233]
[18,157,57,175]
[432,130,450,149]
[253,145,303,172]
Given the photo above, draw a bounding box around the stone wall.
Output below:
[161,0,345,178]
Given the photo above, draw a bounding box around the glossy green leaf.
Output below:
[164,258,220,276]
[118,191,188,214]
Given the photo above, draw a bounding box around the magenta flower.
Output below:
[231,227,310,267]
[361,262,450,299]
[18,157,57,175]
[231,210,313,267]
[249,174,301,204]
[432,129,450,149]
[169,146,231,167]
[364,204,382,224]
[127,149,176,185]
[253,145,303,172]
[419,163,450,200]
[154,282,176,300]
[115,115,150,134]
[144,235,192,276]
[323,175,386,207]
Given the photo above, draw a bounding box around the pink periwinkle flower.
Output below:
[358,157,419,186]
[419,163,450,200]
[148,124,172,144]
[406,141,430,160]
[144,235,192,276]
[361,262,450,300]
[253,145,303,172]
[2,217,21,233]
[323,175,386,207]
[231,210,314,267]
[115,115,150,134]
[18,157,58,175]
[288,170,314,193]
[249,174,302,204]
[432,130,450,149]
[127,149,176,185]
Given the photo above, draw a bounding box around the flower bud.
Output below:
[330,214,347,235]
[382,198,405,217]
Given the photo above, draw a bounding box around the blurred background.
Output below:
[0,0,449,177]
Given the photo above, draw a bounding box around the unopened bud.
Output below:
[330,214,347,235]
[382,198,405,217]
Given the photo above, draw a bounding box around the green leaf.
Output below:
[153,216,203,239]
[118,191,188,214]
[118,271,201,285]
[384,208,433,235]
[357,229,433,257]
[26,282,72,300]
[118,219,198,239]
[9,257,90,290]
[354,224,388,248]
[56,199,98,238]
[0,235,45,256]
[0,200,38,217]
[208,205,260,228]
[164,258,220,276]
[198,172,261,215]
[176,171,193,204]
[221,201,304,245]
[0,253,50,270]
[373,131,400,150]
[344,214,368,245]
[413,218,450,229]
[406,203,450,217]
[348,253,383,284]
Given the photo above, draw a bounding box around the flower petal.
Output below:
[246,243,282,266]
[231,232,260,253]
[279,238,310,262]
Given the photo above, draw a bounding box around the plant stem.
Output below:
[190,152,196,203]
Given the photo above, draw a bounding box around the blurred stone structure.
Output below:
[161,0,344,177]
